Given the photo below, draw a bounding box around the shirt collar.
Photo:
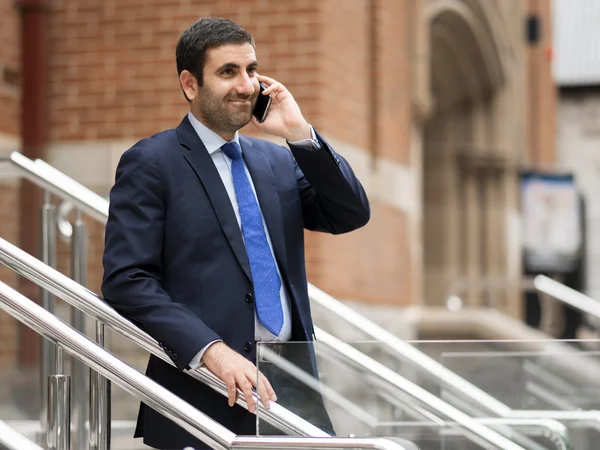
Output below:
[187,111,240,155]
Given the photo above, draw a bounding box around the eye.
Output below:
[247,67,257,75]
[222,69,233,76]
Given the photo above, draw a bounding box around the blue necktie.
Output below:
[221,142,283,336]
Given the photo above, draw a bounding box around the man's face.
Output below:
[192,43,260,134]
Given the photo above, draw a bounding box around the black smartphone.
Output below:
[253,82,272,123]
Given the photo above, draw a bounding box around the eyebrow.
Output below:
[216,61,259,72]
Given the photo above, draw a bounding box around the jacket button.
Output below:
[244,342,253,352]
[245,293,253,303]
[172,353,178,361]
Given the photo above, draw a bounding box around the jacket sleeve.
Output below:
[101,144,221,370]
[288,128,371,234]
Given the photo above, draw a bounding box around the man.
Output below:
[102,17,370,450]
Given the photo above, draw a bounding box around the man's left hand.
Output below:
[251,75,312,142]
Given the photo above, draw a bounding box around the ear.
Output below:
[179,70,199,101]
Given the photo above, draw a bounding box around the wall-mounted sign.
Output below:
[521,171,582,273]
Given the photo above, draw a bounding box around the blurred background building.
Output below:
[16,2,600,449]
[554,0,600,300]
[0,0,558,372]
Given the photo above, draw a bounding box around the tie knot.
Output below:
[221,142,242,161]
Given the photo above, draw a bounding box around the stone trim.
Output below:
[0,132,19,154]
[256,133,418,216]
[46,140,137,194]
[0,133,21,184]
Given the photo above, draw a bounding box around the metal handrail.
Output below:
[230,436,416,449]
[375,383,569,450]
[6,152,108,223]
[6,151,110,447]
[0,279,413,450]
[307,283,583,441]
[313,330,527,450]
[1,152,532,448]
[0,280,235,450]
[509,410,600,432]
[371,382,569,450]
[0,420,44,450]
[262,347,571,450]
[373,418,570,450]
[2,147,592,428]
[534,275,600,321]
[309,284,514,416]
[0,236,324,437]
[4,151,574,448]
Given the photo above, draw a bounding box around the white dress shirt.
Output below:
[187,111,294,369]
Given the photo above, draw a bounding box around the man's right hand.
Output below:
[202,342,277,413]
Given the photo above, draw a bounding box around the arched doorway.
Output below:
[422,0,512,310]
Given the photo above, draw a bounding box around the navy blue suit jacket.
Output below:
[101,116,370,449]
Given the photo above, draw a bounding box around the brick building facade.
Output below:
[0,0,556,368]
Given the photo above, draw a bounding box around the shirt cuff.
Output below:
[188,339,222,370]
[287,125,321,149]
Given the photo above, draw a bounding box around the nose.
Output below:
[236,72,255,97]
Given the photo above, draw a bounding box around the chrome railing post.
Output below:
[71,209,89,449]
[89,321,110,450]
[41,190,57,433]
[47,311,69,450]
[47,373,71,450]
[0,280,236,450]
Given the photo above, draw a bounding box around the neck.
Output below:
[190,110,236,142]
[216,130,236,141]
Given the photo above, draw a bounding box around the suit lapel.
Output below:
[239,136,291,284]
[177,117,252,281]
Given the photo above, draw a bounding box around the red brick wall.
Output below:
[307,203,412,304]
[1,0,559,370]
[0,0,21,370]
[373,0,413,164]
[313,0,413,163]
[525,0,556,166]
[0,185,22,369]
[48,0,322,142]
[316,0,370,150]
[44,0,417,309]
[0,0,425,372]
[306,0,414,304]
[0,0,20,137]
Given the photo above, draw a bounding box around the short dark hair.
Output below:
[176,17,255,86]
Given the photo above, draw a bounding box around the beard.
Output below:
[196,85,257,133]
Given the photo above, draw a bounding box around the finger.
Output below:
[262,82,283,96]
[259,372,277,402]
[237,374,256,413]
[257,74,278,86]
[225,376,237,407]
[252,373,271,409]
